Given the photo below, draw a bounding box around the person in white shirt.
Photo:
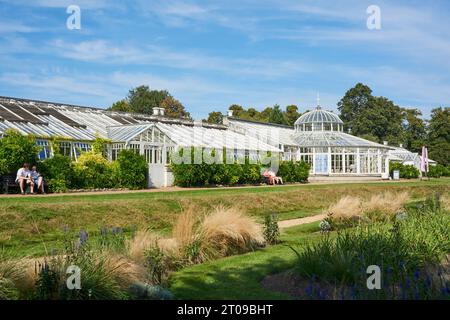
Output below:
[31,165,45,194]
[16,163,34,195]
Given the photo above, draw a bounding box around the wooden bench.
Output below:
[1,175,48,194]
[1,175,20,194]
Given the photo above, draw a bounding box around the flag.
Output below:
[420,146,428,173]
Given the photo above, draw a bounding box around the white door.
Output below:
[314,154,329,175]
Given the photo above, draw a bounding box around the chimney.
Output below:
[158,107,165,116]
[383,141,388,146]
[227,110,233,117]
[399,143,403,148]
[153,108,159,116]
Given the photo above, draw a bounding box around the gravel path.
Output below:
[278,213,327,228]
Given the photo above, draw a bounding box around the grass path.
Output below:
[169,222,321,299]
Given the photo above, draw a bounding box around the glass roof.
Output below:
[292,131,391,148]
[295,107,343,125]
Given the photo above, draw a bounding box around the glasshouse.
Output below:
[0,96,279,187]
[226,106,393,178]
[388,145,436,171]
[0,96,416,187]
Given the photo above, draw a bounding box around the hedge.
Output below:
[389,161,420,179]
[171,160,309,187]
[115,150,148,189]
[277,161,310,183]
[427,164,450,178]
[40,150,148,192]
[0,129,38,175]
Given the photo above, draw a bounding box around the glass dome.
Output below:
[294,106,344,132]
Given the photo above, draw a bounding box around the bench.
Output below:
[1,175,20,194]
[1,175,48,194]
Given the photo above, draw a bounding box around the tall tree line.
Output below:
[110,84,449,165]
[338,83,449,165]
[108,85,191,119]
[205,104,301,126]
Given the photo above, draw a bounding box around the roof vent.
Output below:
[152,107,165,116]
[383,141,388,146]
[399,143,403,148]
[227,110,233,117]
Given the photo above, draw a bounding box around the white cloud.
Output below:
[4,0,112,9]
[48,39,315,78]
[0,21,39,34]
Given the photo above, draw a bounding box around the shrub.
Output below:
[389,161,420,179]
[263,214,280,245]
[172,159,309,187]
[115,150,148,189]
[195,206,264,262]
[0,251,26,300]
[39,154,75,192]
[328,192,411,228]
[326,196,363,228]
[291,204,450,299]
[363,192,410,222]
[127,206,264,268]
[172,162,262,187]
[240,163,262,184]
[129,282,173,300]
[73,152,116,189]
[428,164,450,178]
[0,129,38,175]
[144,245,166,285]
[33,237,136,300]
[276,161,310,183]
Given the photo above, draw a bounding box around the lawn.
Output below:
[1,179,449,257]
[169,222,321,300]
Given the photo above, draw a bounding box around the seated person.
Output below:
[269,169,284,185]
[262,169,274,185]
[263,168,284,185]
[16,163,34,195]
[31,165,45,194]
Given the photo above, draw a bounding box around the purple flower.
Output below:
[79,230,88,245]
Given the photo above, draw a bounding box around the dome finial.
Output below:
[316,92,321,110]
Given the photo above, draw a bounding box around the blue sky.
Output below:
[0,0,449,119]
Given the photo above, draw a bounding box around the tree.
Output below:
[229,104,244,117]
[246,107,260,121]
[127,85,169,114]
[403,108,426,153]
[338,83,404,144]
[259,107,273,122]
[109,85,190,118]
[427,107,450,166]
[160,96,191,119]
[285,105,300,126]
[108,99,130,112]
[268,105,287,125]
[0,129,38,175]
[338,83,373,131]
[208,104,300,125]
[205,111,223,124]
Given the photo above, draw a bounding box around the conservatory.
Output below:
[227,106,393,178]
[0,96,280,187]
